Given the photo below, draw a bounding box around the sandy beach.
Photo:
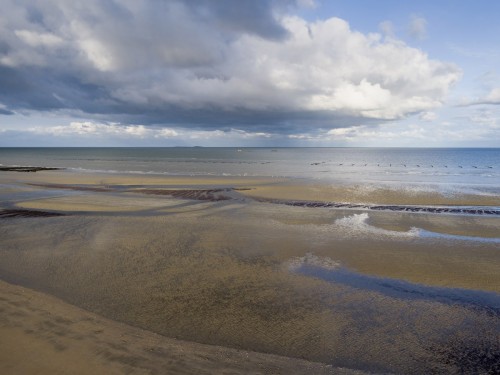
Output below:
[1,169,499,374]
[1,279,361,375]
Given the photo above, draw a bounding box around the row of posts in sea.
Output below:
[310,162,495,169]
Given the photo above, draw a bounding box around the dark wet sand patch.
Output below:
[427,333,500,374]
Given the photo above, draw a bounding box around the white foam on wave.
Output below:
[334,213,419,239]
[286,253,341,272]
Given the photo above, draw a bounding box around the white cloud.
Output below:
[76,36,115,72]
[0,1,461,133]
[467,108,500,128]
[289,117,500,146]
[21,121,276,142]
[459,87,500,106]
[485,88,500,103]
[419,111,437,121]
[28,121,179,139]
[155,128,179,138]
[114,15,459,120]
[15,30,64,47]
[408,15,427,40]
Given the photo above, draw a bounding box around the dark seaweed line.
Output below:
[255,198,500,216]
[28,183,114,192]
[0,209,66,218]
[136,189,233,201]
[0,166,63,173]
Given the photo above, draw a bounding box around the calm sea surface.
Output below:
[1,147,499,194]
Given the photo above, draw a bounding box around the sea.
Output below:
[1,147,500,196]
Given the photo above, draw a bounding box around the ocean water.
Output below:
[1,147,499,194]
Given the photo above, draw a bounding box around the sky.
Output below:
[1,0,500,147]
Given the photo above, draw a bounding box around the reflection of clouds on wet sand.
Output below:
[333,212,500,242]
[288,253,500,314]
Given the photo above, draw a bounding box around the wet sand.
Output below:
[0,169,283,187]
[4,168,500,206]
[1,169,499,374]
[0,280,356,375]
[239,181,500,207]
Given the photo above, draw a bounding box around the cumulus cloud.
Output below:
[31,121,166,138]
[287,114,500,146]
[0,120,280,146]
[284,123,431,145]
[23,121,281,141]
[0,0,461,134]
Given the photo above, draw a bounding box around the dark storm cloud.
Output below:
[0,65,115,112]
[182,0,292,40]
[0,0,460,134]
[0,108,14,115]
[0,66,61,110]
[108,106,380,134]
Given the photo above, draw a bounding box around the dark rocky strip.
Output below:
[136,189,233,201]
[254,197,500,216]
[0,209,65,218]
[28,183,115,192]
[28,184,251,201]
[0,166,62,172]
